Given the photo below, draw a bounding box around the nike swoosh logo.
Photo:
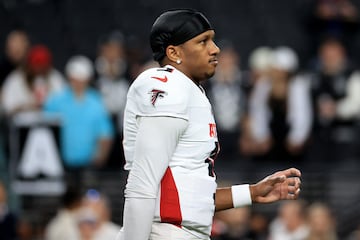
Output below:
[151,76,168,82]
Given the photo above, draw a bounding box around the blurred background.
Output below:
[1,0,360,239]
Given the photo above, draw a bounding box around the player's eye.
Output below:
[199,38,207,45]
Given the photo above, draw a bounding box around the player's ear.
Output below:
[166,45,181,64]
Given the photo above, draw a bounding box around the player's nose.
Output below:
[210,40,220,55]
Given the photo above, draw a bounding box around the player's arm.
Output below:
[122,116,188,240]
[215,168,301,211]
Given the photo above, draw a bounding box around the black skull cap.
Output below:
[150,9,213,62]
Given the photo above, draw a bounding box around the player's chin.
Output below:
[205,70,215,80]
[205,66,216,78]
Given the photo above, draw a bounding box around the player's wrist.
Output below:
[231,184,252,208]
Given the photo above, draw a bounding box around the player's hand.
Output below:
[249,168,301,203]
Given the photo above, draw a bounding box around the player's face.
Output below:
[177,30,220,83]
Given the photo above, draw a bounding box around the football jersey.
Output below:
[123,65,219,238]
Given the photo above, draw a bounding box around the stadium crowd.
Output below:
[1,0,360,239]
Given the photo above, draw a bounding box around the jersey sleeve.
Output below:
[130,67,191,120]
[122,117,188,239]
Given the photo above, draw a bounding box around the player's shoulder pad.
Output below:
[129,66,192,119]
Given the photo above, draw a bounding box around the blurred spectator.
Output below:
[308,37,360,166]
[0,30,30,178]
[212,207,251,240]
[240,46,272,157]
[247,47,312,163]
[269,200,309,240]
[77,207,98,240]
[43,56,114,185]
[0,181,18,240]
[305,202,338,240]
[306,0,360,55]
[125,34,152,81]
[204,41,251,158]
[2,44,65,115]
[0,30,30,85]
[247,46,273,85]
[77,189,120,240]
[214,208,269,240]
[95,31,129,128]
[243,211,269,240]
[95,31,130,168]
[44,186,83,240]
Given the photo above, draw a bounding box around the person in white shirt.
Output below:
[269,200,309,240]
[118,9,302,240]
[2,44,65,115]
[44,186,83,240]
[79,189,121,240]
[248,47,313,161]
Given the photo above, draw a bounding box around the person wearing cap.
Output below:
[78,189,121,240]
[2,44,65,115]
[119,9,301,240]
[247,46,313,163]
[43,55,113,182]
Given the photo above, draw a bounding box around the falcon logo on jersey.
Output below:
[149,89,167,106]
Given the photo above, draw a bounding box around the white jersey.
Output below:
[123,65,219,238]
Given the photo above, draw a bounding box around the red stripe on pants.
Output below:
[160,167,182,227]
